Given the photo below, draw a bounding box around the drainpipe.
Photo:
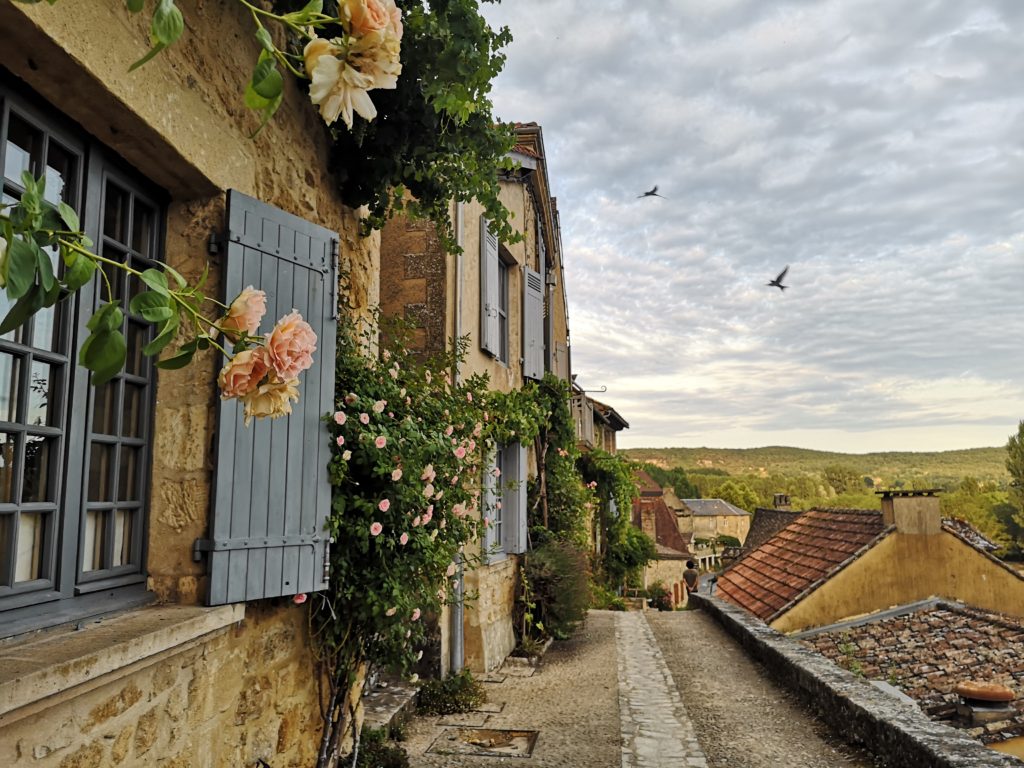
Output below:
[450,201,466,674]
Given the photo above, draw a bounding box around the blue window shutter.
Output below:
[480,217,500,356]
[501,443,528,554]
[204,190,338,606]
[523,268,544,381]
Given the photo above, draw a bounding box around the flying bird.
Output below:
[767,266,789,291]
[638,185,666,199]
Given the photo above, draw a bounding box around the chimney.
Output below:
[773,493,791,511]
[878,489,941,534]
[640,504,657,541]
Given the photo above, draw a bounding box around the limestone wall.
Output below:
[463,557,519,672]
[1,606,321,768]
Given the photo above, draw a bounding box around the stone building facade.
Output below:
[0,3,377,766]
[379,123,570,673]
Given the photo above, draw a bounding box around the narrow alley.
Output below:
[402,609,875,767]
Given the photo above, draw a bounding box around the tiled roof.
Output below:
[632,496,691,556]
[589,397,629,430]
[803,602,1024,746]
[511,143,541,159]
[716,508,887,621]
[742,507,803,554]
[680,499,750,517]
[943,518,999,552]
[633,469,662,497]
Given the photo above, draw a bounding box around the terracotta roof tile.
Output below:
[633,469,662,497]
[717,508,887,621]
[511,143,542,159]
[632,495,691,555]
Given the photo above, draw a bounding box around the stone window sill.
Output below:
[0,603,244,726]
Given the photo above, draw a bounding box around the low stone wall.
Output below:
[691,594,1021,768]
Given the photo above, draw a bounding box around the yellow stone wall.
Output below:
[463,557,519,672]
[772,531,1024,634]
[645,558,689,607]
[1,1,380,762]
[1,606,321,768]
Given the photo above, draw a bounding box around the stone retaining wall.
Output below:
[691,593,1022,768]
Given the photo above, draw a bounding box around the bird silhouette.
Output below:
[638,185,666,199]
[767,265,789,291]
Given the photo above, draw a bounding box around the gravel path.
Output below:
[647,610,877,768]
[404,610,621,767]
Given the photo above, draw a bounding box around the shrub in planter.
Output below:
[526,540,591,640]
[646,582,672,612]
[416,670,487,715]
[355,728,409,768]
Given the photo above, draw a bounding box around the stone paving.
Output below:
[615,611,708,767]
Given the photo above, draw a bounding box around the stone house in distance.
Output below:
[0,3,377,767]
[379,123,572,674]
[631,470,691,607]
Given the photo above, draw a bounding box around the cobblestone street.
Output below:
[403,609,873,767]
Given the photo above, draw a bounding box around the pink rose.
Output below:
[420,464,435,482]
[411,608,421,621]
[412,515,421,527]
[468,440,476,452]
[218,347,270,399]
[454,446,466,459]
[345,393,358,405]
[360,413,370,424]
[375,435,387,449]
[484,517,491,527]
[450,475,459,485]
[391,468,403,481]
[266,311,317,381]
[446,562,456,577]
[334,411,347,425]
[422,509,433,525]
[373,400,386,413]
[466,392,473,402]
[423,483,435,497]
[492,466,501,477]
[378,499,390,512]
[400,532,409,545]
[220,286,267,342]
[346,0,390,37]
[293,593,308,605]
[444,426,454,437]
[370,522,383,536]
[336,436,345,447]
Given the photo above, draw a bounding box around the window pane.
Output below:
[92,381,117,435]
[0,353,20,422]
[131,201,154,257]
[15,511,46,582]
[103,181,129,243]
[118,446,139,502]
[4,114,39,184]
[125,323,147,376]
[29,300,62,352]
[82,510,106,572]
[0,433,15,503]
[88,442,113,502]
[23,436,55,503]
[27,360,59,427]
[0,513,11,586]
[100,247,127,302]
[112,509,132,567]
[123,383,145,438]
[43,141,77,206]
[0,277,23,344]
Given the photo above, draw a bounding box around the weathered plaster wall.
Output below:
[773,532,1024,634]
[645,558,687,607]
[463,557,518,672]
[1,606,320,768]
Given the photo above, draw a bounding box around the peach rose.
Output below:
[266,311,317,381]
[240,377,300,426]
[218,347,270,399]
[346,0,390,37]
[219,285,267,342]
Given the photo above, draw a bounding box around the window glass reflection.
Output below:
[0,433,15,504]
[23,435,53,503]
[0,353,20,422]
[83,510,106,572]
[88,442,113,502]
[28,360,58,427]
[112,509,132,567]
[15,511,45,582]
[4,114,39,184]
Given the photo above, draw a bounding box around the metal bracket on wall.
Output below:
[207,231,225,256]
[192,534,322,562]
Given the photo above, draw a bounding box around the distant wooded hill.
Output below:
[621,446,1009,488]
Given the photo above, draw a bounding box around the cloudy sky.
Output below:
[483,0,1024,453]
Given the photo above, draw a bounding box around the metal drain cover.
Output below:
[427,728,539,758]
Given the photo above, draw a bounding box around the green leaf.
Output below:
[6,237,37,300]
[163,263,187,289]
[63,255,96,292]
[139,267,170,297]
[250,55,283,101]
[255,26,274,53]
[143,312,179,356]
[155,339,198,370]
[129,290,173,323]
[80,327,127,387]
[57,201,80,232]
[126,0,145,11]
[301,0,323,15]
[152,0,184,47]
[34,241,55,292]
[86,301,124,333]
[0,285,43,335]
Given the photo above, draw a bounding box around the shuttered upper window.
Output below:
[0,81,159,634]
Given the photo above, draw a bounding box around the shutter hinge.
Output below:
[322,536,334,583]
[193,538,213,562]
[331,239,340,319]
[207,231,225,256]
[193,534,322,562]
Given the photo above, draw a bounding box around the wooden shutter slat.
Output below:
[204,190,338,606]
